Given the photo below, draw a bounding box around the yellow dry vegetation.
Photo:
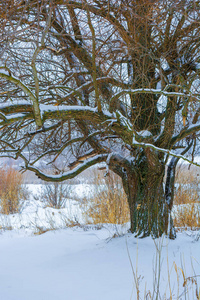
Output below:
[0,166,24,214]
[173,166,200,229]
[83,171,130,225]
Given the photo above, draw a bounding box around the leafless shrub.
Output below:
[41,182,72,209]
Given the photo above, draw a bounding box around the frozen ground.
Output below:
[0,184,199,300]
[0,228,199,300]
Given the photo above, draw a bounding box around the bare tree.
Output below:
[0,0,200,238]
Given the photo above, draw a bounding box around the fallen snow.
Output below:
[0,228,199,300]
[0,184,106,232]
[0,184,199,300]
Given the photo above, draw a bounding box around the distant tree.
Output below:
[0,0,200,238]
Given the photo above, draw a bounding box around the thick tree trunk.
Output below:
[122,150,176,239]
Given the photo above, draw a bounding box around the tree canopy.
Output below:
[0,0,200,238]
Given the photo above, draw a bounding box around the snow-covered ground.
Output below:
[0,184,107,232]
[0,184,85,232]
[0,184,199,300]
[0,228,199,300]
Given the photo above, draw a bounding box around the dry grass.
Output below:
[173,165,200,229]
[83,166,199,230]
[83,170,130,225]
[0,166,26,214]
[173,203,200,229]
[34,226,52,235]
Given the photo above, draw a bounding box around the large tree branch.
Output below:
[132,138,200,167]
[25,153,108,182]
[170,123,200,147]
[0,70,42,127]
[110,88,200,105]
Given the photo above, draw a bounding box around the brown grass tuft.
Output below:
[0,166,25,214]
[83,170,130,225]
[173,165,200,229]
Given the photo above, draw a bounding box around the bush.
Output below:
[0,166,26,214]
[83,170,130,225]
[41,182,72,209]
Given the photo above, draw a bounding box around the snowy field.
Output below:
[0,184,199,300]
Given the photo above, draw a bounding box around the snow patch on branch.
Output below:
[6,113,27,120]
[40,104,98,113]
[0,101,31,108]
[112,88,200,101]
[116,110,132,131]
[138,130,152,138]
[0,68,10,76]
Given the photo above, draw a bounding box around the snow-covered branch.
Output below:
[25,154,108,182]
[132,139,200,167]
[110,88,200,106]
[0,70,42,127]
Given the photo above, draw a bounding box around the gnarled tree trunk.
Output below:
[121,149,176,239]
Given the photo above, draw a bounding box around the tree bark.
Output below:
[122,149,176,239]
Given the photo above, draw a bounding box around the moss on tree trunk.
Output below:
[122,150,176,239]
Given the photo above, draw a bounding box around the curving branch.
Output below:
[170,123,200,147]
[67,1,130,44]
[0,71,42,127]
[110,88,200,107]
[132,139,200,167]
[25,153,108,182]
